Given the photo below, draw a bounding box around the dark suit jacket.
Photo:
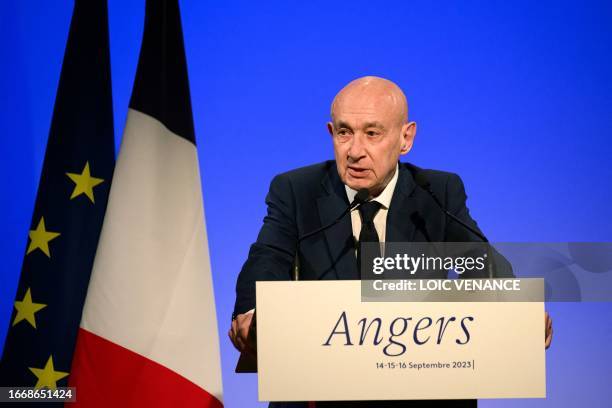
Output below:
[234,160,513,408]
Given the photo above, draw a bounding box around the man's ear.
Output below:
[327,122,334,137]
[400,121,417,155]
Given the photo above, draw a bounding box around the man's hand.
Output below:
[229,312,255,355]
[545,312,553,349]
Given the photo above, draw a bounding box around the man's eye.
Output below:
[366,131,380,137]
[337,129,350,136]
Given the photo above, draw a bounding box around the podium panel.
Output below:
[256,280,545,402]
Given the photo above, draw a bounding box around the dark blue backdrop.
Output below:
[1,1,611,406]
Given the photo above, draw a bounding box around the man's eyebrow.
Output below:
[334,121,385,129]
[363,121,385,129]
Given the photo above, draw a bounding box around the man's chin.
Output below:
[344,177,372,192]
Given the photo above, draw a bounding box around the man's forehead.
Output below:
[332,92,402,122]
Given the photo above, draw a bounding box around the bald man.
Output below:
[231,77,552,407]
[329,76,414,197]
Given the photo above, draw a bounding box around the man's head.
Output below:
[327,76,416,197]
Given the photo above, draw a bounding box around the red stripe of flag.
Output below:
[69,328,222,407]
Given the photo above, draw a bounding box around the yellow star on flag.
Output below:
[66,161,104,203]
[26,217,60,258]
[28,356,69,390]
[13,288,47,329]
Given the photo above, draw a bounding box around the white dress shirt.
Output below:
[345,163,399,246]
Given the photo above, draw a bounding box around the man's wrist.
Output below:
[231,308,255,321]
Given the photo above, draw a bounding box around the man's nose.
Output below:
[347,133,366,161]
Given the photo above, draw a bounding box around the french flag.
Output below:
[69,0,223,406]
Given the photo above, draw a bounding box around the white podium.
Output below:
[242,279,545,402]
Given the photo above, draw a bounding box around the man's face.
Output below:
[328,90,415,196]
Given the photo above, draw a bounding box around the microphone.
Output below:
[292,188,369,280]
[412,168,496,278]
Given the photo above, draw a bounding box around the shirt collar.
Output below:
[344,163,399,209]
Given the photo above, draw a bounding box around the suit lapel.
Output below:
[317,166,358,280]
[386,164,418,243]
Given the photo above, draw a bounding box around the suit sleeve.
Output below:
[233,173,298,317]
[444,173,514,278]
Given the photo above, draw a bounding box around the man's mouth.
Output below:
[347,166,369,177]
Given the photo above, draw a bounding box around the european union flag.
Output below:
[0,0,114,395]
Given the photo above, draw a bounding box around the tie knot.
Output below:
[358,201,382,224]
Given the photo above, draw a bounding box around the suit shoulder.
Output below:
[400,162,462,187]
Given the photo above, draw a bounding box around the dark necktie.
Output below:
[357,201,382,278]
